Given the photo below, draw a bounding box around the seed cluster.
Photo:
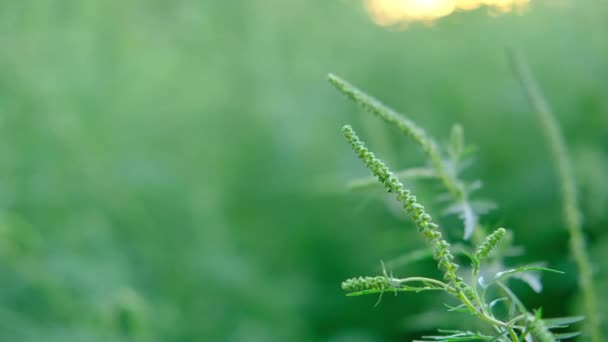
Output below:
[475,227,506,262]
[341,276,391,292]
[343,125,463,288]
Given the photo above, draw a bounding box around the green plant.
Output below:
[329,74,485,240]
[509,51,600,342]
[330,73,585,341]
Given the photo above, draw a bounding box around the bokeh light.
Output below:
[364,0,530,27]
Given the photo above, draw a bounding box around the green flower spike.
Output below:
[475,227,506,262]
[330,74,478,240]
[342,125,466,292]
[341,276,391,292]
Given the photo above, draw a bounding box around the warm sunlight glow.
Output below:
[364,0,529,27]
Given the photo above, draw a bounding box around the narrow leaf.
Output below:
[543,316,585,328]
[493,266,563,284]
[552,332,581,340]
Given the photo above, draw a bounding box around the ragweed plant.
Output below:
[329,74,492,240]
[509,50,600,342]
[331,74,584,341]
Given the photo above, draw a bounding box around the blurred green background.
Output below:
[0,1,606,341]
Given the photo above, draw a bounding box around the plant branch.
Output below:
[508,49,600,342]
[329,74,477,239]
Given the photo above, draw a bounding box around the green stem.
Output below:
[456,291,511,329]
[508,328,520,342]
[329,74,476,238]
[509,50,600,342]
[396,277,455,293]
[343,125,514,334]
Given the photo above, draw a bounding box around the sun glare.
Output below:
[364,0,529,27]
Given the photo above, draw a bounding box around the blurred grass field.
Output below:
[0,1,606,341]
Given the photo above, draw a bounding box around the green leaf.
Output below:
[487,266,564,286]
[495,281,527,315]
[443,303,470,313]
[543,316,585,328]
[552,332,581,339]
[345,285,443,297]
[488,297,508,310]
[414,329,494,341]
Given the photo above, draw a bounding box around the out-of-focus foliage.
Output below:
[0,1,606,341]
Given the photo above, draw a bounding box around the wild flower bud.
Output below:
[475,228,506,262]
[341,276,391,292]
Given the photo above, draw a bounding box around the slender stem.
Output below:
[396,277,455,292]
[471,267,481,305]
[509,50,600,342]
[343,125,516,334]
[455,290,512,329]
[508,328,520,342]
[507,314,527,326]
[507,314,527,342]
